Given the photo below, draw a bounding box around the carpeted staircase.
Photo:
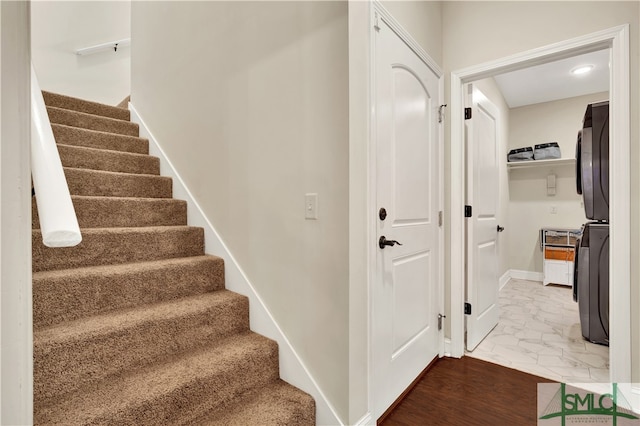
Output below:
[32,91,315,425]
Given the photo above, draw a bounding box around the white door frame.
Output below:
[368,1,445,420]
[449,25,631,384]
[1,2,34,424]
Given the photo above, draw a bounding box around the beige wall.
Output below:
[381,1,442,66]
[131,1,350,422]
[31,1,130,105]
[443,0,639,382]
[637,0,640,391]
[507,93,606,273]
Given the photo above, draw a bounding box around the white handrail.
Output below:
[75,38,130,56]
[31,65,82,247]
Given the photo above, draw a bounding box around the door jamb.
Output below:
[449,25,631,384]
[368,1,445,420]
[1,2,33,424]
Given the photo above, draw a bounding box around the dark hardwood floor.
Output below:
[381,356,555,426]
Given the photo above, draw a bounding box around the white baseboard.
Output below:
[499,270,543,291]
[129,104,342,426]
[509,269,544,282]
[353,413,374,426]
[444,338,452,357]
[499,270,510,291]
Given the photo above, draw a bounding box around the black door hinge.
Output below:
[464,205,472,218]
[464,107,472,120]
[464,303,472,315]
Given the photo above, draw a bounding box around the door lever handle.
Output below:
[497,225,505,232]
[379,236,403,249]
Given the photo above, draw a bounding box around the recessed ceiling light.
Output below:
[572,65,594,75]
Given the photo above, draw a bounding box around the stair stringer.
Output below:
[129,103,342,426]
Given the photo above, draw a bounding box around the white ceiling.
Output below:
[493,49,610,108]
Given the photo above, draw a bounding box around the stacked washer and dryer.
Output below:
[574,100,609,346]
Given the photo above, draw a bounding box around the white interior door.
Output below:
[465,84,501,351]
[373,16,441,416]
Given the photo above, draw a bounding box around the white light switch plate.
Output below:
[305,193,318,220]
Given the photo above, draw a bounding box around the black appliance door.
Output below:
[593,224,610,341]
[576,224,590,340]
[580,101,609,221]
[576,222,609,346]
[594,103,609,220]
[580,125,595,218]
[573,227,582,302]
[575,130,583,195]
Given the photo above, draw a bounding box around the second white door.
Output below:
[465,84,501,351]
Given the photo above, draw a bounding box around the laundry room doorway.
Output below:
[449,25,631,385]
[463,55,611,383]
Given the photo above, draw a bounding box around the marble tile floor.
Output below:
[465,278,609,383]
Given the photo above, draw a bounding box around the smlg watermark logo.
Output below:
[538,383,639,425]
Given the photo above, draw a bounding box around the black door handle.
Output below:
[379,236,403,249]
[497,225,505,232]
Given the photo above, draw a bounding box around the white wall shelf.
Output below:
[507,157,575,170]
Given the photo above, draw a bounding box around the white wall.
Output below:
[1,2,33,424]
[442,0,639,382]
[31,1,130,105]
[507,92,606,273]
[131,2,349,422]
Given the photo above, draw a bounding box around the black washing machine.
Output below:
[574,101,609,346]
[573,222,609,346]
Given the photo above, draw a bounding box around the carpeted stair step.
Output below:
[33,196,187,229]
[33,90,316,425]
[34,290,250,404]
[33,255,224,329]
[47,106,139,137]
[43,91,130,121]
[64,167,172,198]
[58,144,160,175]
[197,379,315,426]
[32,226,204,272]
[52,124,149,154]
[35,332,280,425]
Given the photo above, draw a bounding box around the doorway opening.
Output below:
[449,25,631,385]
[464,49,611,383]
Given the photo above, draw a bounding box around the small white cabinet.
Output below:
[541,228,580,286]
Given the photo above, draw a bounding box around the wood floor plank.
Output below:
[381,356,556,426]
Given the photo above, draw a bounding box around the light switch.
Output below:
[547,174,556,196]
[305,193,318,220]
